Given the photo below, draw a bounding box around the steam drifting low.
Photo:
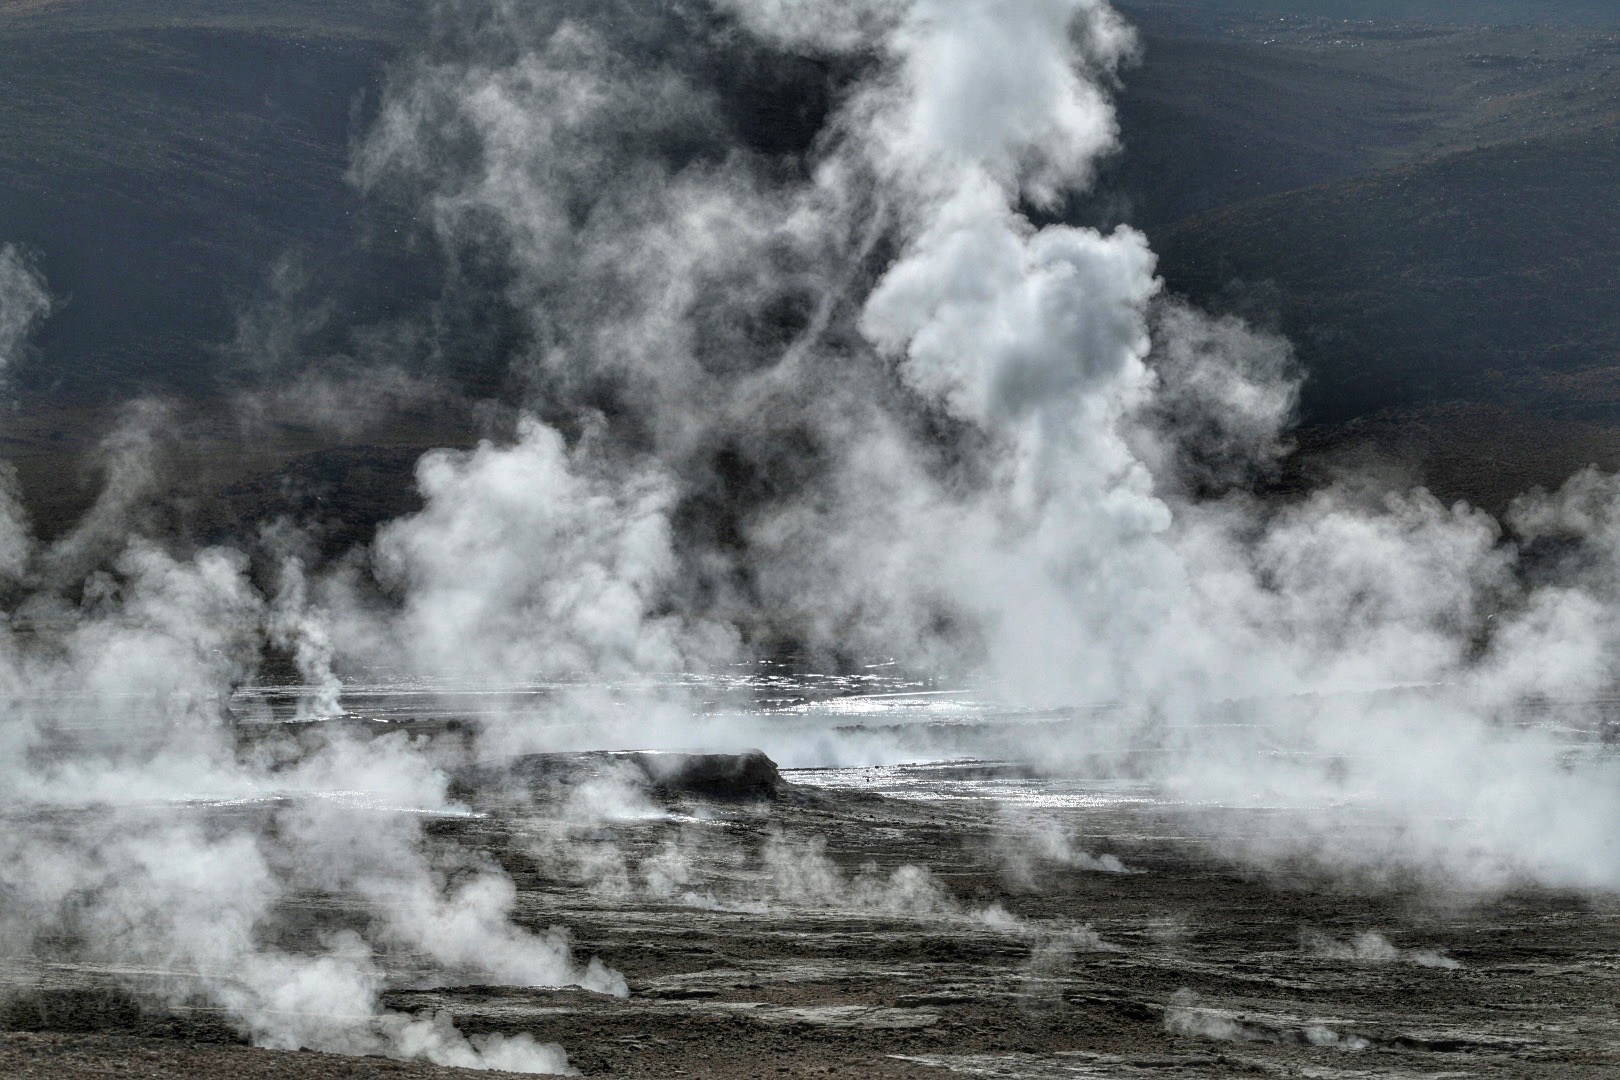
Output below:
[3,0,1620,1072]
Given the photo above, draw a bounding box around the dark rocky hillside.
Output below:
[1129,0,1620,28]
[0,1,431,403]
[1108,6,1620,507]
[4,0,1620,540]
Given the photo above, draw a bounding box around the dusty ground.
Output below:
[5,752,1620,1078]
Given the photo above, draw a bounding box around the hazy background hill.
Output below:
[0,0,426,403]
[3,0,1619,545]
[1133,0,1620,27]
[1111,2,1620,505]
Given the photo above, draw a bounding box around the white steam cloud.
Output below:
[6,0,1620,1071]
[1164,988,1371,1051]
[1302,930,1460,970]
[0,267,611,1074]
[0,244,49,381]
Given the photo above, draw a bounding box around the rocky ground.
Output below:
[4,750,1620,1078]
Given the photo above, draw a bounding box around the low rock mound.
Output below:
[632,749,782,799]
[453,749,783,803]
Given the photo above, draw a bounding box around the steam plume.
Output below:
[8,0,1620,1072]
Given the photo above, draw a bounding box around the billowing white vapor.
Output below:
[5,0,1620,1071]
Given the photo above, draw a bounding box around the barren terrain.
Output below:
[6,724,1619,1078]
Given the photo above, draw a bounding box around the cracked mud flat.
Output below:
[5,715,1620,1079]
